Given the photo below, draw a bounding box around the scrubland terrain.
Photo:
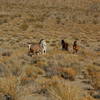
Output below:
[0,0,100,100]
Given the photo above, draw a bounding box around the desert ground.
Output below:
[0,0,100,100]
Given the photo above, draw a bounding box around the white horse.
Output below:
[39,39,47,54]
[28,39,47,56]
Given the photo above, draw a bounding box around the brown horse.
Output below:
[61,40,69,51]
[28,39,47,56]
[73,40,79,53]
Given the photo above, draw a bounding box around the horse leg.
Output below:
[38,51,41,55]
[28,51,30,56]
[28,51,33,56]
[37,53,39,55]
[75,48,78,53]
[43,49,46,54]
[73,48,75,54]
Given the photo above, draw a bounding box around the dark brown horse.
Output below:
[61,40,69,51]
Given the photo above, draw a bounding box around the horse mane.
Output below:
[73,40,77,47]
[39,39,44,44]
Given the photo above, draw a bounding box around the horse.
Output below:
[73,40,79,53]
[39,39,47,54]
[28,39,47,56]
[61,40,69,51]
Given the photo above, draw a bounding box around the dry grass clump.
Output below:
[49,81,82,100]
[0,18,8,25]
[35,76,83,100]
[20,65,45,85]
[2,51,12,57]
[82,96,96,100]
[0,75,19,99]
[19,23,29,31]
[35,77,54,89]
[63,68,77,80]
[35,23,44,29]
[35,59,48,68]
[58,67,77,81]
[35,51,78,80]
[20,75,36,86]
[25,65,45,76]
[86,65,100,90]
[34,75,82,99]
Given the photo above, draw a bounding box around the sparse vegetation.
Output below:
[86,66,100,90]
[0,0,100,100]
[0,76,18,100]
[19,23,29,31]
[49,81,82,100]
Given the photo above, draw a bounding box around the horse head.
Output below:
[61,40,65,44]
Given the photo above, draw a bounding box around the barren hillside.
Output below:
[0,0,100,100]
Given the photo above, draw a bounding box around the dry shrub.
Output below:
[35,77,52,88]
[87,66,100,90]
[36,60,48,68]
[2,51,12,57]
[0,19,8,25]
[0,75,19,99]
[36,76,82,100]
[56,67,77,81]
[43,75,60,88]
[35,24,43,28]
[20,65,45,85]
[62,67,77,80]
[34,76,60,91]
[82,96,96,100]
[24,65,45,77]
[20,23,29,31]
[51,75,61,81]
[20,75,37,86]
[25,66,37,77]
[49,81,82,100]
